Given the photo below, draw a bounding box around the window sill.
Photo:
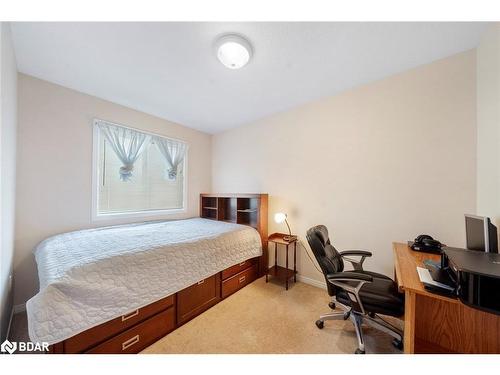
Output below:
[92,207,187,222]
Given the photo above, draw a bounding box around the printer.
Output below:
[441,247,500,316]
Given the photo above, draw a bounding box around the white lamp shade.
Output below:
[274,212,287,224]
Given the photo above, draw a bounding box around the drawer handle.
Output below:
[239,261,246,267]
[197,279,205,285]
[122,335,140,351]
[239,276,246,283]
[121,309,139,322]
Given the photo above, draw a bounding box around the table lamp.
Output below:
[274,212,297,242]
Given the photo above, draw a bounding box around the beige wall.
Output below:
[14,74,212,305]
[212,51,477,285]
[1,22,18,339]
[12,47,482,302]
[476,24,500,228]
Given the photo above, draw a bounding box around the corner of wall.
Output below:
[0,21,18,341]
[476,23,500,227]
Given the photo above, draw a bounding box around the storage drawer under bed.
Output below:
[177,273,221,325]
[221,264,258,299]
[221,257,259,280]
[64,294,174,353]
[86,307,175,354]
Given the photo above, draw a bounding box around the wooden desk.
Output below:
[393,242,500,353]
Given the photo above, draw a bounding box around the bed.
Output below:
[27,193,268,353]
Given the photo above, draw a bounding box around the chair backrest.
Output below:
[306,225,345,296]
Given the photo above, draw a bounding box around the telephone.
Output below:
[410,234,443,254]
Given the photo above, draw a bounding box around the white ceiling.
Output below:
[11,22,488,134]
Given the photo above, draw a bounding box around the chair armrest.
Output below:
[327,272,373,282]
[326,272,373,315]
[340,250,372,271]
[340,250,372,257]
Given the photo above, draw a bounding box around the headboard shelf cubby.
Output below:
[200,193,268,277]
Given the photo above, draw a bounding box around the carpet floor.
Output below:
[9,277,402,354]
[142,277,401,354]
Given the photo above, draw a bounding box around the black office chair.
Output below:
[306,225,404,354]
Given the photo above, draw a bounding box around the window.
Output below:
[92,119,187,219]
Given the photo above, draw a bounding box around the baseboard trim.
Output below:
[12,303,26,314]
[297,275,327,290]
[6,308,14,341]
[6,304,26,341]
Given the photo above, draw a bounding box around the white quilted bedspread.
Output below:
[26,218,262,345]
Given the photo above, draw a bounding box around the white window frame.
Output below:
[91,118,188,222]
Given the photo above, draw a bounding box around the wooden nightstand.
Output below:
[266,233,298,290]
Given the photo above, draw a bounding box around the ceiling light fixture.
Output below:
[215,34,252,70]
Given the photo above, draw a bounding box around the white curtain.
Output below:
[154,136,187,180]
[97,121,151,181]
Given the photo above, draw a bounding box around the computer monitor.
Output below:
[465,214,498,253]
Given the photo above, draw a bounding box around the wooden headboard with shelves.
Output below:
[200,193,268,277]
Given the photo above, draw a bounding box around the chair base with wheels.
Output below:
[315,299,403,354]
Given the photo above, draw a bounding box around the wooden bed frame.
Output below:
[48,193,268,354]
